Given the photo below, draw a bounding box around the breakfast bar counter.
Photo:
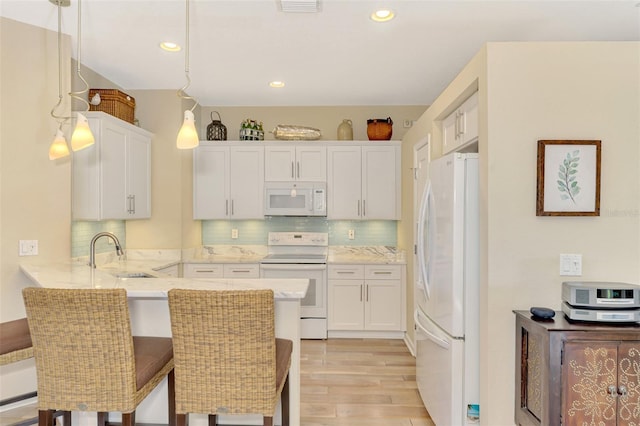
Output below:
[20,261,308,426]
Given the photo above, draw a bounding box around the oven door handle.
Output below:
[260,264,327,271]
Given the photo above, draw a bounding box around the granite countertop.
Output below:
[20,254,307,300]
[328,246,406,264]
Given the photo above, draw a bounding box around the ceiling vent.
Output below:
[279,0,320,13]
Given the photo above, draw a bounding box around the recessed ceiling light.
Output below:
[371,9,395,22]
[160,42,181,52]
[269,81,285,88]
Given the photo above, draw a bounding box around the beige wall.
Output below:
[401,42,640,425]
[0,17,72,397]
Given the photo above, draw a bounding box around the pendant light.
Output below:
[48,0,70,160]
[176,0,199,149]
[69,0,95,151]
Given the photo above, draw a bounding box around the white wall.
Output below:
[0,17,72,398]
[482,41,639,425]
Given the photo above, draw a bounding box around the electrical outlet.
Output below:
[231,229,239,239]
[403,119,413,128]
[348,229,355,240]
[19,240,38,256]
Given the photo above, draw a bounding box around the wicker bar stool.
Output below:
[0,318,33,366]
[168,289,292,426]
[22,287,176,426]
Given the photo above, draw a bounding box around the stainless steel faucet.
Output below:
[89,232,124,268]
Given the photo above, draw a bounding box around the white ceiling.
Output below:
[2,0,639,107]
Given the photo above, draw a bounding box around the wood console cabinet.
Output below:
[514,310,639,426]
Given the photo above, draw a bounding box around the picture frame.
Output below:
[536,140,601,216]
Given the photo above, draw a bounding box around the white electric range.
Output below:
[260,232,328,339]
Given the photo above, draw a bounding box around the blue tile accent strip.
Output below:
[201,219,397,246]
[71,221,126,258]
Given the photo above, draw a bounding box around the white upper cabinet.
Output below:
[72,111,151,220]
[193,143,264,220]
[442,91,479,154]
[327,143,401,220]
[264,145,326,182]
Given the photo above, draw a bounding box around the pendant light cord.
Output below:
[50,0,67,125]
[68,0,91,112]
[177,0,198,112]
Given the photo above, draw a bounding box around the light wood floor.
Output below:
[300,338,434,426]
[1,339,433,426]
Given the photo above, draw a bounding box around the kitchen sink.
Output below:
[114,272,157,279]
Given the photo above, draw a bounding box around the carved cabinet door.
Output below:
[617,342,640,426]
[563,341,640,426]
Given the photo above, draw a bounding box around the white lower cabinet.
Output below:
[182,263,259,279]
[328,264,405,337]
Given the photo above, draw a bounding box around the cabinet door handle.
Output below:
[231,199,234,215]
[618,385,628,397]
[362,200,366,217]
[132,195,136,214]
[608,385,618,397]
[366,284,369,302]
[297,161,300,178]
[360,284,363,302]
[291,161,295,179]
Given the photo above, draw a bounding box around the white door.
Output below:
[229,146,263,219]
[327,146,362,219]
[362,145,400,219]
[415,309,464,426]
[296,146,326,181]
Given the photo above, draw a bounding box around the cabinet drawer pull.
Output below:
[230,269,251,273]
[373,271,392,275]
[337,271,355,274]
[196,269,216,273]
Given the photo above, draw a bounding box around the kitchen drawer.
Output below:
[365,265,401,280]
[183,263,223,278]
[223,263,259,278]
[328,264,365,279]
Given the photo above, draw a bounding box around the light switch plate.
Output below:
[19,240,38,256]
[560,253,582,276]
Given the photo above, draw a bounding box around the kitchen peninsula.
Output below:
[19,259,308,426]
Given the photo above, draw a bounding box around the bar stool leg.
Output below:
[38,410,54,426]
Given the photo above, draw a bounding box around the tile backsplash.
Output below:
[71,220,126,258]
[71,218,397,258]
[202,218,397,246]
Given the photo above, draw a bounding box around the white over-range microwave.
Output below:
[264,182,326,216]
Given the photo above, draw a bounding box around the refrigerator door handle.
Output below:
[416,181,434,298]
[414,311,450,350]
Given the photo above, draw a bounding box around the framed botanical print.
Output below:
[536,140,601,216]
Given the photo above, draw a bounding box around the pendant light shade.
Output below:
[71,112,95,151]
[177,110,199,149]
[49,127,70,160]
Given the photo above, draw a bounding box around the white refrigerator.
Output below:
[414,152,480,425]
